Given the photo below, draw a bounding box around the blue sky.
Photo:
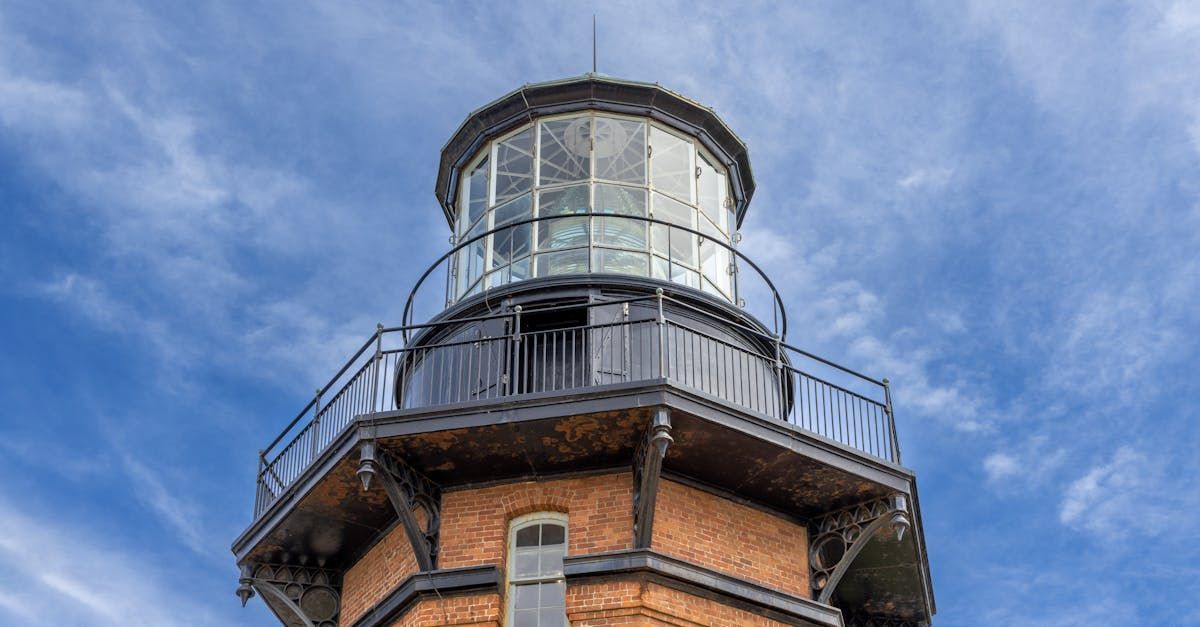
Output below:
[1,1,1198,625]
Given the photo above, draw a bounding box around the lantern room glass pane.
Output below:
[594,117,645,184]
[594,184,646,216]
[652,192,695,229]
[462,157,489,233]
[650,126,693,202]
[593,248,649,276]
[538,185,589,251]
[535,249,588,276]
[492,224,531,269]
[495,194,532,227]
[594,216,646,249]
[494,128,534,205]
[697,154,725,229]
[539,117,591,186]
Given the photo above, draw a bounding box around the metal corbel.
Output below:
[632,407,673,548]
[356,440,442,571]
[235,561,342,627]
[809,493,911,604]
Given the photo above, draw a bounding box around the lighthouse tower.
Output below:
[232,75,935,627]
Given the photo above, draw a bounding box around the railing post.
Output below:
[310,388,322,462]
[656,288,666,379]
[773,334,785,421]
[256,449,267,515]
[883,378,901,464]
[510,305,522,396]
[371,323,384,413]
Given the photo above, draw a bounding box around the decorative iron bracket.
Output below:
[236,561,342,627]
[809,494,911,604]
[632,407,673,548]
[356,440,442,571]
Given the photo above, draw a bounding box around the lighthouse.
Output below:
[232,74,935,627]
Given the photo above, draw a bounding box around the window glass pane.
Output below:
[671,264,699,288]
[538,186,589,251]
[699,240,731,297]
[541,581,565,607]
[494,128,534,205]
[495,194,532,227]
[541,523,565,546]
[535,250,588,276]
[538,217,588,251]
[514,584,539,610]
[593,249,649,276]
[652,193,695,229]
[594,117,645,184]
[594,184,646,216]
[513,547,540,577]
[515,526,540,547]
[699,213,722,240]
[463,158,489,232]
[512,609,538,627]
[650,126,693,201]
[697,154,725,229]
[651,224,670,259]
[538,185,589,216]
[493,224,531,268]
[511,258,530,281]
[651,256,669,281]
[539,544,565,575]
[594,217,646,250]
[485,270,506,289]
[539,117,591,185]
[539,608,567,626]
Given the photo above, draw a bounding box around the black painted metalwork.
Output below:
[356,441,442,571]
[632,406,673,548]
[237,562,342,627]
[251,287,899,520]
[809,494,911,603]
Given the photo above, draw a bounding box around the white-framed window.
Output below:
[506,512,568,627]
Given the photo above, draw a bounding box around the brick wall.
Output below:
[566,580,795,626]
[651,479,810,597]
[438,472,634,569]
[390,593,502,627]
[342,519,420,625]
[341,472,813,625]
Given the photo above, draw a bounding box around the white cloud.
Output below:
[1059,446,1180,541]
[121,455,210,557]
[0,497,232,627]
[983,452,1019,481]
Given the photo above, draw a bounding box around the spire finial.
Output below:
[592,14,597,74]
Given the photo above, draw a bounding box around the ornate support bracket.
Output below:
[809,493,911,604]
[356,440,442,571]
[236,562,342,627]
[632,407,673,548]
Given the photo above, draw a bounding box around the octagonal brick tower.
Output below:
[232,74,935,627]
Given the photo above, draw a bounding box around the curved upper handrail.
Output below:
[401,213,789,341]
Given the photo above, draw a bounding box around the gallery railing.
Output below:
[252,292,899,520]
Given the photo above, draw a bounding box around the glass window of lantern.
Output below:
[494,128,534,205]
[539,117,591,186]
[649,126,694,202]
[507,513,568,627]
[451,112,737,302]
[593,116,646,184]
